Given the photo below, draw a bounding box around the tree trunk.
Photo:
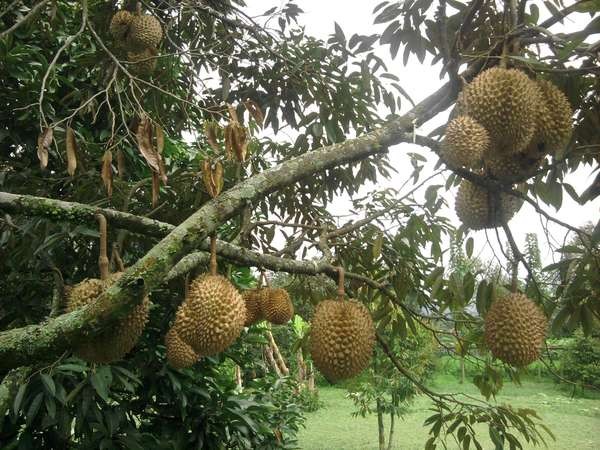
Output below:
[234,364,243,390]
[296,349,306,383]
[376,398,385,450]
[387,412,395,450]
[307,362,315,392]
[266,330,289,376]
[264,345,281,377]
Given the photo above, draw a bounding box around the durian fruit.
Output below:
[531,79,573,154]
[66,273,150,363]
[109,10,134,42]
[310,299,375,382]
[165,327,199,369]
[442,116,490,168]
[128,14,162,50]
[460,67,542,153]
[173,274,246,356]
[455,180,523,230]
[127,47,157,75]
[484,293,547,366]
[260,288,294,325]
[484,150,543,183]
[242,289,263,327]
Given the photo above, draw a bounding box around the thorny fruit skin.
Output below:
[454,180,523,230]
[484,293,547,367]
[460,67,542,153]
[260,288,294,325]
[442,116,490,168]
[165,327,199,369]
[173,274,246,356]
[66,273,150,363]
[310,299,375,382]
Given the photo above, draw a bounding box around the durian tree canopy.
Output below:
[0,0,599,448]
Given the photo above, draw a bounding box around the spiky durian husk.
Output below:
[242,289,263,327]
[173,274,246,356]
[460,67,542,153]
[66,273,150,363]
[128,15,162,50]
[127,47,157,75]
[260,288,294,325]
[165,328,199,369]
[442,116,490,168]
[309,299,375,382]
[532,79,573,155]
[455,180,523,230]
[109,10,134,42]
[484,293,547,366]
[484,150,543,183]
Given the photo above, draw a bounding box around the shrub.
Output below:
[560,330,600,392]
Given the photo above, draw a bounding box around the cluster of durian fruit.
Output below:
[164,268,298,369]
[442,67,573,230]
[109,7,162,75]
[484,292,548,367]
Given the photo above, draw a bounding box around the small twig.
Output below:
[0,0,49,39]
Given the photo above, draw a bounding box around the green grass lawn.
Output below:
[296,375,600,450]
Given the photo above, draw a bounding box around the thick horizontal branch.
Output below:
[0,192,173,238]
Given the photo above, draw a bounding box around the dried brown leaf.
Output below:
[116,149,126,178]
[37,128,53,169]
[232,122,248,163]
[201,159,224,198]
[151,172,160,207]
[224,123,234,160]
[66,127,77,176]
[101,150,113,198]
[136,116,160,173]
[244,99,264,127]
[155,125,164,154]
[204,121,221,152]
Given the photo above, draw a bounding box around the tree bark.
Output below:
[264,345,281,377]
[296,349,306,383]
[266,330,289,376]
[376,398,386,450]
[387,412,395,450]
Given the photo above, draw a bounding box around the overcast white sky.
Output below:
[245,1,599,270]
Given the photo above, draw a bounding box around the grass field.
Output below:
[296,375,600,450]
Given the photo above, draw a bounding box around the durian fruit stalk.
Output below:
[309,268,375,382]
[483,149,543,183]
[172,235,246,356]
[484,293,547,366]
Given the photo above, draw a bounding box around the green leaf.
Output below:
[26,393,44,426]
[13,383,27,416]
[40,374,56,397]
[465,237,473,258]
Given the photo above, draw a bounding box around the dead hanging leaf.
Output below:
[37,128,53,169]
[136,117,159,172]
[155,124,164,154]
[224,123,234,160]
[151,172,160,207]
[232,122,248,162]
[116,149,126,178]
[66,127,77,176]
[244,99,264,127]
[136,116,167,184]
[204,121,221,152]
[201,159,223,198]
[101,150,113,198]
